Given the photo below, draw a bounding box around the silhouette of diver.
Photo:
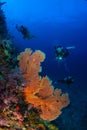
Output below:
[57,76,74,85]
[54,45,75,60]
[16,25,35,39]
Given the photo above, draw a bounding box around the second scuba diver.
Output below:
[54,45,75,60]
[56,76,74,85]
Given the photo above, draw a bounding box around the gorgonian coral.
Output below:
[17,48,45,80]
[18,48,70,121]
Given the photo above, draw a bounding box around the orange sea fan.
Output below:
[40,89,70,121]
[18,48,70,121]
[24,76,70,121]
[17,48,45,80]
[23,76,54,108]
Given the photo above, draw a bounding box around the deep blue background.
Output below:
[2,0,87,129]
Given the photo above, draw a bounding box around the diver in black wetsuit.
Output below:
[54,45,75,60]
[16,25,35,39]
[55,45,69,60]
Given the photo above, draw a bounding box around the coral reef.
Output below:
[0,40,60,129]
[0,40,18,68]
[0,32,70,129]
[0,2,8,40]
[0,2,70,129]
[0,41,39,129]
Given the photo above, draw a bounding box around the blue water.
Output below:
[2,0,87,129]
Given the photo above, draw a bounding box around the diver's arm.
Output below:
[66,46,75,49]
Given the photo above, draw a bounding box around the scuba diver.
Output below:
[56,76,74,85]
[16,24,35,39]
[54,45,75,60]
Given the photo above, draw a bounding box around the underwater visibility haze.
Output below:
[0,0,87,130]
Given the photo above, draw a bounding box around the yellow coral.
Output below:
[48,124,59,130]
